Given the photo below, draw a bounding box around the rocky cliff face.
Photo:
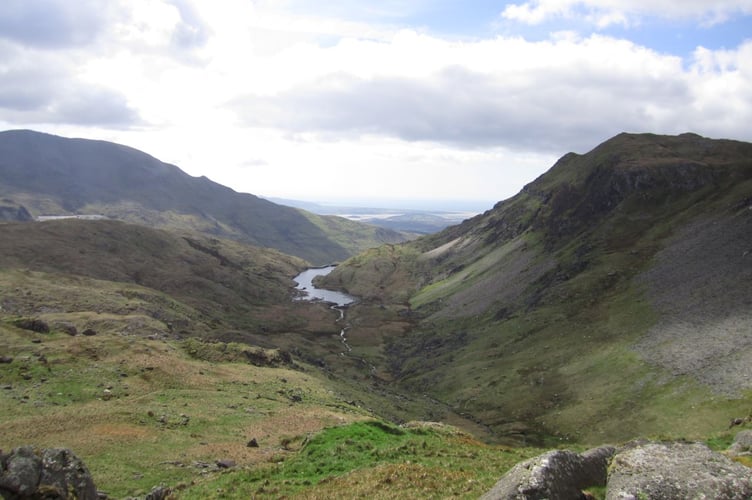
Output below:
[523,132,752,246]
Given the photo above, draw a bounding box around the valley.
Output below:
[1,130,751,498]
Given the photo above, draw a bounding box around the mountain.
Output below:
[0,219,309,338]
[321,132,752,445]
[1,132,750,498]
[0,216,519,498]
[0,129,406,264]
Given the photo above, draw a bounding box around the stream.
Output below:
[292,266,493,440]
[293,265,358,353]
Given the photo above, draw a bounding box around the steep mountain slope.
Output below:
[322,132,752,445]
[0,130,406,264]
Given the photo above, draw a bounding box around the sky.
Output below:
[1,1,751,210]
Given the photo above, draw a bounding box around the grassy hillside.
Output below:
[321,132,752,445]
[0,219,310,336]
[0,319,551,498]
[1,133,750,497]
[0,129,407,264]
[0,219,543,498]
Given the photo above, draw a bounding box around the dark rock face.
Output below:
[481,446,615,499]
[12,318,50,333]
[606,441,752,499]
[0,446,98,499]
[0,447,41,497]
[0,205,32,222]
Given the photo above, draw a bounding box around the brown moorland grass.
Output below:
[0,321,372,497]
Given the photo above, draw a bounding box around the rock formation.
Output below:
[0,446,99,499]
[483,438,752,499]
[481,446,615,499]
[607,440,752,500]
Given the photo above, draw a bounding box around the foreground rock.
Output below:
[0,446,98,499]
[481,446,615,499]
[728,430,752,457]
[607,440,752,500]
[483,438,752,500]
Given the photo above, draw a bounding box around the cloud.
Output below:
[0,0,211,56]
[0,42,140,127]
[229,34,752,153]
[115,0,212,58]
[1,0,751,206]
[501,0,752,28]
[0,0,213,128]
[168,0,212,50]
[0,0,117,48]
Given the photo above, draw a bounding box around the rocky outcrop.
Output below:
[12,318,50,334]
[728,430,752,457]
[483,439,752,500]
[481,446,615,499]
[0,446,98,499]
[0,205,32,222]
[606,440,752,499]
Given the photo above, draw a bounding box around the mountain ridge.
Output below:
[0,129,407,264]
[321,131,752,444]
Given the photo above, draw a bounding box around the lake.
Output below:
[293,265,357,307]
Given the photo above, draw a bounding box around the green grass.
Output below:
[0,322,376,498]
[181,420,542,499]
[378,204,752,446]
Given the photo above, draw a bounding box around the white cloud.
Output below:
[501,0,752,27]
[1,0,751,204]
[0,41,140,126]
[0,0,118,48]
[228,32,751,152]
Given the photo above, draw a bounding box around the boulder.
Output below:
[606,440,752,500]
[144,484,172,500]
[0,446,98,499]
[481,446,615,499]
[216,459,236,469]
[0,446,41,497]
[56,322,79,336]
[13,318,50,333]
[728,430,752,457]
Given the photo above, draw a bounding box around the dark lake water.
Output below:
[293,265,357,307]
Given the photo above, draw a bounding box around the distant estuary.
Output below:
[293,266,357,353]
